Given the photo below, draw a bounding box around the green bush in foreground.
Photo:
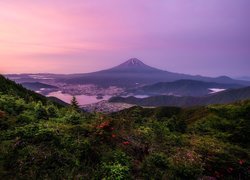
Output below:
[0,90,250,179]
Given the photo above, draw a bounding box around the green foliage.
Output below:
[163,115,187,133]
[0,75,250,179]
[16,111,34,124]
[65,110,82,124]
[168,149,204,179]
[0,75,53,104]
[142,153,169,179]
[34,101,48,120]
[70,96,80,110]
[47,104,59,118]
[137,125,154,143]
[100,162,130,180]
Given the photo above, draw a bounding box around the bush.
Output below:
[168,149,204,179]
[34,102,48,120]
[47,105,59,118]
[16,112,33,124]
[165,115,187,133]
[66,112,81,125]
[100,162,130,180]
[142,153,169,179]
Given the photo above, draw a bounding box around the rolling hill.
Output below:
[128,79,244,97]
[110,86,250,107]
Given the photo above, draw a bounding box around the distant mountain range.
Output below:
[110,86,250,107]
[5,58,250,88]
[4,58,250,107]
[2,73,250,109]
[59,58,250,87]
[236,76,250,81]
[127,79,244,97]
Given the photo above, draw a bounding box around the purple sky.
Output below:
[0,0,250,77]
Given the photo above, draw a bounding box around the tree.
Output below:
[47,104,58,118]
[71,96,80,110]
[34,101,48,120]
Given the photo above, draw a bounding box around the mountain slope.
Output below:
[0,75,48,102]
[128,79,244,97]
[110,86,250,107]
[0,75,64,106]
[104,58,163,73]
[61,58,250,87]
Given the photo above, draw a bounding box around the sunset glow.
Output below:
[0,0,249,76]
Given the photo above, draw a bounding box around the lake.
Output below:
[47,91,149,105]
[47,91,112,105]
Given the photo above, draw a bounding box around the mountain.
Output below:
[236,76,250,81]
[47,96,69,106]
[0,75,48,103]
[110,86,250,107]
[128,79,244,97]
[105,58,162,73]
[61,58,250,87]
[21,82,58,91]
[0,75,64,106]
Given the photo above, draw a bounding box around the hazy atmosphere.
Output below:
[0,0,250,77]
[1,1,250,179]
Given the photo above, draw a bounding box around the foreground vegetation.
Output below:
[0,75,250,179]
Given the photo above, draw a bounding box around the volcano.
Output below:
[61,58,250,88]
[107,58,162,73]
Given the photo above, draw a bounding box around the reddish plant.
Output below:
[97,121,110,129]
[122,141,130,145]
[214,171,224,178]
[0,110,5,118]
[239,159,245,165]
[227,167,234,173]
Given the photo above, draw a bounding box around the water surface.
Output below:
[47,91,112,105]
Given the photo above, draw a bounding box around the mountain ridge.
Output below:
[5,58,250,88]
[61,58,250,87]
[110,86,250,107]
[128,79,244,97]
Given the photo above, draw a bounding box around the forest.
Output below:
[0,75,249,179]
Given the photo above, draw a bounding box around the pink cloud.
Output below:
[0,0,249,76]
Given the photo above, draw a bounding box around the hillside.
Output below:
[1,76,250,179]
[128,79,243,97]
[110,86,250,107]
[0,75,51,103]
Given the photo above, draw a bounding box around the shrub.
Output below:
[34,102,48,120]
[100,162,130,180]
[66,111,81,125]
[169,149,204,179]
[142,153,169,179]
[47,105,59,118]
[16,112,33,124]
